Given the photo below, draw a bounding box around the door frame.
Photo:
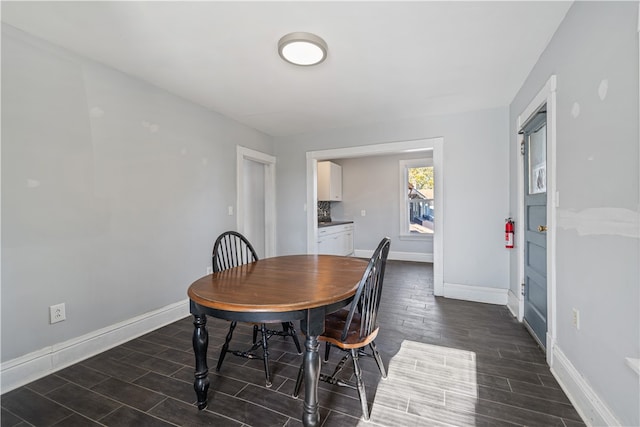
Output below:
[306,137,444,295]
[516,75,557,365]
[237,146,276,258]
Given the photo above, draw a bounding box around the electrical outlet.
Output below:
[361,210,366,217]
[50,303,66,324]
[206,266,213,275]
[572,308,580,330]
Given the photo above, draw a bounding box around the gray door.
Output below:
[523,112,547,349]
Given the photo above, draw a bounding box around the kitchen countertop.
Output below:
[318,220,354,228]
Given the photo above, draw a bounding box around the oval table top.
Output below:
[188,255,368,313]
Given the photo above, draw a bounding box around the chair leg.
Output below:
[351,348,370,421]
[287,322,302,354]
[293,363,304,398]
[216,321,237,372]
[324,342,331,362]
[252,324,259,344]
[329,352,349,382]
[260,323,272,387]
[370,341,387,379]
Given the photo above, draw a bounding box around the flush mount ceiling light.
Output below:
[278,32,328,66]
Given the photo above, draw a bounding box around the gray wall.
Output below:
[274,107,510,290]
[330,153,433,255]
[1,25,274,361]
[508,2,639,425]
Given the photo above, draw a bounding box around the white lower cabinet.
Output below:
[317,223,354,256]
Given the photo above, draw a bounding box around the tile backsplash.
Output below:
[317,201,331,222]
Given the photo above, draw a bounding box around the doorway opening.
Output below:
[236,146,276,258]
[306,137,444,295]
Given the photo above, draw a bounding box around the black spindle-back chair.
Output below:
[212,231,302,387]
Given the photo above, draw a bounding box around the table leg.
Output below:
[302,334,320,427]
[192,313,209,410]
[301,308,324,427]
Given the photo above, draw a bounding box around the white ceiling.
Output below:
[2,1,572,137]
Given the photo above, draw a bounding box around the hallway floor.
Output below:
[1,261,584,426]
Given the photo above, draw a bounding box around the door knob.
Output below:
[538,225,547,232]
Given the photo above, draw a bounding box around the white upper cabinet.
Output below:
[317,161,342,201]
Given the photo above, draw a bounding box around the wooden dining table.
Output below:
[187,254,368,427]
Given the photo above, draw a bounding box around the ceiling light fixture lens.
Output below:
[278,32,328,66]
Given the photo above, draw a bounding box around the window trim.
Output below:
[399,158,433,240]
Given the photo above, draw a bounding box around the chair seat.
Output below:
[320,309,379,349]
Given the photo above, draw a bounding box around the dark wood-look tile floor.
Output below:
[1,261,585,426]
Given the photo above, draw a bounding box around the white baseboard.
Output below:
[507,288,521,319]
[443,282,508,305]
[551,344,620,427]
[353,249,433,263]
[1,299,190,394]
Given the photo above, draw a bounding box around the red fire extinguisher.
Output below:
[505,218,514,249]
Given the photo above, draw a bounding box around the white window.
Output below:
[399,158,434,238]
